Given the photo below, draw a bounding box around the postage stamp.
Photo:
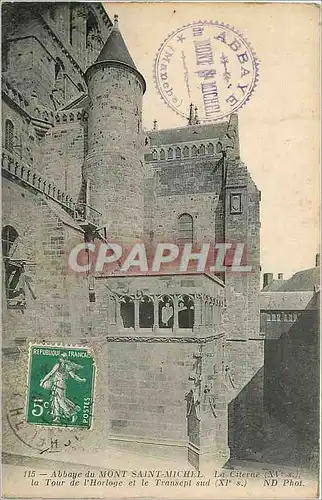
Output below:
[26,346,95,429]
[154,20,259,122]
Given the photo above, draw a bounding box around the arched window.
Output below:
[183,146,189,158]
[152,149,158,160]
[120,296,134,328]
[54,58,65,104]
[108,296,117,324]
[5,119,14,153]
[175,146,181,159]
[178,295,194,328]
[2,227,25,307]
[160,149,165,160]
[168,148,173,160]
[216,141,222,154]
[159,295,174,328]
[69,4,81,45]
[191,145,197,157]
[86,9,100,49]
[55,58,64,81]
[2,225,18,257]
[207,143,214,155]
[178,213,193,244]
[199,144,205,155]
[139,295,154,328]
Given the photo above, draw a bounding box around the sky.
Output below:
[104,2,320,280]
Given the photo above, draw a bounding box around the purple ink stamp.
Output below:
[154,21,259,122]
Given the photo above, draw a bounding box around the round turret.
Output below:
[84,15,146,242]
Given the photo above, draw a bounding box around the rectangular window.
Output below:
[230,193,242,214]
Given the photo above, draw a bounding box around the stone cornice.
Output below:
[2,77,30,119]
[105,333,225,343]
[2,76,87,135]
[95,3,112,27]
[96,271,225,288]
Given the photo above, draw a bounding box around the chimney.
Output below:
[278,273,284,280]
[263,273,273,288]
[316,253,320,267]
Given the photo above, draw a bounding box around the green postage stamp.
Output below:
[26,345,95,429]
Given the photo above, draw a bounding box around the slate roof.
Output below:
[262,279,286,292]
[260,264,320,311]
[260,291,315,311]
[278,267,320,292]
[148,122,229,146]
[96,19,137,70]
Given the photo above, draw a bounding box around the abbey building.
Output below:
[2,3,262,469]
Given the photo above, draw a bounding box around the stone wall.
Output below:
[2,4,111,109]
[85,64,145,238]
[264,298,319,442]
[40,110,86,200]
[2,99,41,168]
[2,179,90,344]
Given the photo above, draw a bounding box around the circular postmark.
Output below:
[154,21,259,122]
[7,392,83,453]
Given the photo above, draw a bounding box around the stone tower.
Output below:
[84,15,146,240]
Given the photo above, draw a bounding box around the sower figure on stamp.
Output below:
[40,353,86,424]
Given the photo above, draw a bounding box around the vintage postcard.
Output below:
[1,1,320,499]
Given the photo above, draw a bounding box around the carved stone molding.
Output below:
[105,334,224,343]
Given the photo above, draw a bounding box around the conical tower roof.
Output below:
[96,14,137,69]
[85,14,146,93]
